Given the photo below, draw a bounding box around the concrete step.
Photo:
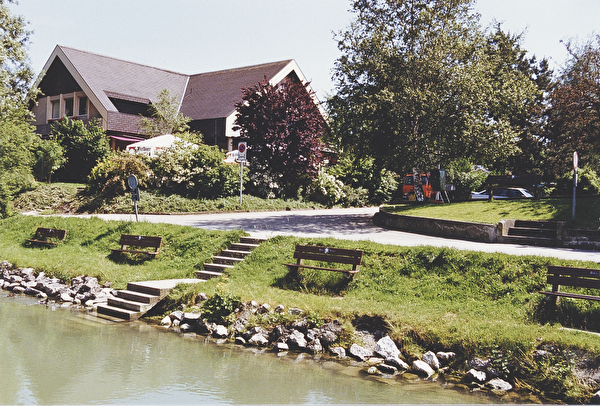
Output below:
[195,270,224,280]
[127,281,170,298]
[240,236,267,245]
[508,227,556,238]
[499,235,558,247]
[108,296,152,313]
[514,220,558,230]
[116,289,161,305]
[230,242,259,252]
[220,249,253,258]
[213,255,245,265]
[97,304,142,321]
[203,263,234,272]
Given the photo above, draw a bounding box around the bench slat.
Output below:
[285,263,360,274]
[287,245,363,277]
[26,227,67,246]
[541,265,600,301]
[111,234,162,258]
[540,291,600,301]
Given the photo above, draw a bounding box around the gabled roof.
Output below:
[38,45,190,118]
[36,45,321,127]
[180,60,293,120]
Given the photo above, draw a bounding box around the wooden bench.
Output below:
[26,227,67,247]
[110,234,163,258]
[285,245,363,278]
[539,265,600,302]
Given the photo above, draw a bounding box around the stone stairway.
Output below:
[96,279,203,321]
[195,236,266,280]
[500,220,561,247]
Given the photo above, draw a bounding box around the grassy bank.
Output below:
[12,182,326,214]
[3,215,600,402]
[384,196,600,230]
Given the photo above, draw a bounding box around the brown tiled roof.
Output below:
[49,46,299,123]
[180,60,293,120]
[60,46,189,113]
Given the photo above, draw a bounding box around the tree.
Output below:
[328,0,542,176]
[138,89,191,136]
[0,0,36,120]
[545,35,600,179]
[51,117,111,182]
[234,77,326,198]
[34,139,65,184]
[0,0,39,217]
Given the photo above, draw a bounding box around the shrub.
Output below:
[148,137,239,199]
[446,159,488,201]
[52,118,111,182]
[88,152,150,197]
[308,166,346,207]
[201,292,241,323]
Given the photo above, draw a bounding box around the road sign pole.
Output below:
[239,160,244,205]
[573,151,578,222]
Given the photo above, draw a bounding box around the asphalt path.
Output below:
[65,207,600,263]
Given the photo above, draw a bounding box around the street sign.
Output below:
[574,151,579,170]
[238,142,247,161]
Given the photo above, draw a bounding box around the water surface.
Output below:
[0,294,494,404]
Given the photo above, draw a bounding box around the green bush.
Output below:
[52,118,111,183]
[307,166,346,207]
[88,152,150,197]
[201,292,241,323]
[148,136,239,199]
[446,159,488,200]
[327,155,399,205]
[554,166,600,195]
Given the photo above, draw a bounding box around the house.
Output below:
[31,45,323,151]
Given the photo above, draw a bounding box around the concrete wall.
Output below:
[373,208,600,250]
[373,210,500,243]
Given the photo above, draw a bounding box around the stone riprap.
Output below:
[160,295,514,398]
[1,260,516,399]
[0,261,114,308]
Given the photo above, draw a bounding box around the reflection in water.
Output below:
[0,295,492,405]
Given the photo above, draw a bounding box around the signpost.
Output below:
[127,174,140,222]
[573,151,578,222]
[237,142,247,205]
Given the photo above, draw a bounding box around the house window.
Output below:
[51,100,60,119]
[78,96,88,116]
[64,98,74,117]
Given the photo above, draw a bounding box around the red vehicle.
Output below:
[402,172,433,201]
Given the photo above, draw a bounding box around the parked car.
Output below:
[470,187,534,200]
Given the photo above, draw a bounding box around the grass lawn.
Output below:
[3,214,600,402]
[384,196,600,230]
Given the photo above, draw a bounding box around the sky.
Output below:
[8,0,600,101]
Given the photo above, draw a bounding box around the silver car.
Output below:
[470,187,533,200]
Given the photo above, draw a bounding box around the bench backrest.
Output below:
[36,227,67,240]
[294,245,363,268]
[120,234,162,249]
[547,265,600,291]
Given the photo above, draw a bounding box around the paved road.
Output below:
[68,207,600,262]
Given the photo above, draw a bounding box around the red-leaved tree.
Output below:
[234,77,326,198]
[546,35,600,178]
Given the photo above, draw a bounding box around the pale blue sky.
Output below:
[8,0,600,100]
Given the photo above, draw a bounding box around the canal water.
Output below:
[0,295,494,405]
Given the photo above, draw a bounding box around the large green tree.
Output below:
[0,0,40,217]
[545,35,600,179]
[328,0,541,175]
